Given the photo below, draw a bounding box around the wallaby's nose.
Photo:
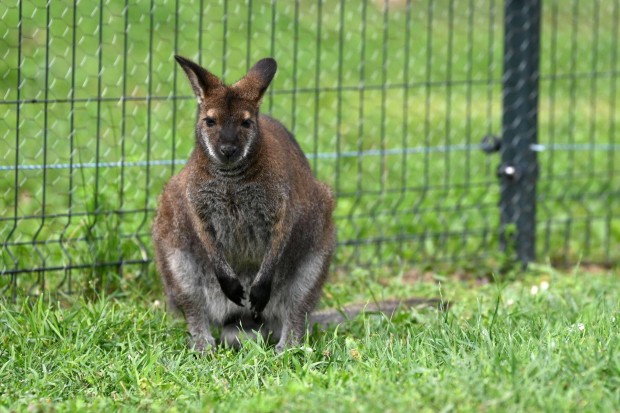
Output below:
[219,144,238,160]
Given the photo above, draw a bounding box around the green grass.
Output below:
[0,0,619,286]
[1,266,619,412]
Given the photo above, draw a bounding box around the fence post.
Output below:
[499,0,541,266]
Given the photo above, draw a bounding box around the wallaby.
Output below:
[153,56,443,353]
[152,55,337,353]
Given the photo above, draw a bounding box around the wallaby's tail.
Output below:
[309,297,448,328]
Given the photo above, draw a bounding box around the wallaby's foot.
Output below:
[189,334,216,353]
[275,342,287,354]
[275,336,301,354]
[274,320,303,354]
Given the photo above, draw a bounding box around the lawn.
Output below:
[1,265,619,412]
[1,0,619,291]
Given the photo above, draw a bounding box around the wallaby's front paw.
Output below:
[217,274,246,306]
[249,279,272,316]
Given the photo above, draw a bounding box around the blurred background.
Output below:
[1,0,618,297]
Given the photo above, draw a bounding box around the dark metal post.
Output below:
[499,0,541,266]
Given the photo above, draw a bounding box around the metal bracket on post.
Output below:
[500,0,541,267]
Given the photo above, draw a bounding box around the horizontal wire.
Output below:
[2,143,619,172]
[0,259,149,276]
[1,69,619,107]
[0,78,499,106]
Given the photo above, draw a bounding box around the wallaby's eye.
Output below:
[241,119,252,129]
[205,117,216,127]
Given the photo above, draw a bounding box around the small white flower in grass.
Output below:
[540,281,549,291]
[153,300,161,308]
[569,322,586,333]
[506,298,515,307]
[530,285,539,295]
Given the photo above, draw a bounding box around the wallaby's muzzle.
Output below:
[217,124,243,164]
[219,144,238,161]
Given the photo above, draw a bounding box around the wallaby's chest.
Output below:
[192,180,277,267]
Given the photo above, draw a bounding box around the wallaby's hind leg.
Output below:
[185,307,216,352]
[274,311,306,353]
[165,249,216,352]
[274,250,331,353]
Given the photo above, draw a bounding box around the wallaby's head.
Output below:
[175,55,278,168]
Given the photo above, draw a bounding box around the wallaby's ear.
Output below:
[233,58,277,104]
[174,55,222,103]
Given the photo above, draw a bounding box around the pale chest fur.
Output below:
[191,180,277,270]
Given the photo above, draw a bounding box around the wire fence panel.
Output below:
[0,0,618,298]
[537,0,620,266]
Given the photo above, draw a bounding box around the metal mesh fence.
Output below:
[1,0,618,297]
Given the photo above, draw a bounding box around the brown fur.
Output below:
[152,56,335,352]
